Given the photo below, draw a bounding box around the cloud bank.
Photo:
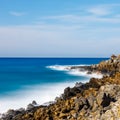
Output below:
[0,3,120,57]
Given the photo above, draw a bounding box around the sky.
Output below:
[0,0,120,57]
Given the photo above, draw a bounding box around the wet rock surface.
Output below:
[1,54,120,120]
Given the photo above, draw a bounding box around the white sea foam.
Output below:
[47,65,103,79]
[68,70,103,79]
[47,65,70,71]
[47,64,90,71]
[0,64,102,114]
[0,81,88,114]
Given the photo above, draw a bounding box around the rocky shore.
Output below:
[1,54,120,120]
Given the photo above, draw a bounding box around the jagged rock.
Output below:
[1,54,120,120]
[26,100,38,111]
[75,82,83,88]
[32,100,37,105]
[26,104,34,110]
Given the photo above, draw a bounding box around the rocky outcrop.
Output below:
[94,54,120,75]
[70,54,120,76]
[1,54,120,120]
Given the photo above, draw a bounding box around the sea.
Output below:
[0,58,108,113]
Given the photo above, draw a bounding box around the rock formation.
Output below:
[1,54,120,120]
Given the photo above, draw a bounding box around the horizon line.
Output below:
[0,57,109,58]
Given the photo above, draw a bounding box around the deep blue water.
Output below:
[0,58,108,95]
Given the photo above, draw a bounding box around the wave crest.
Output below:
[46,65,70,71]
[46,64,88,71]
[47,64,103,79]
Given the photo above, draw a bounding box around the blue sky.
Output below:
[0,0,120,57]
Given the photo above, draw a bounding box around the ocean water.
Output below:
[0,58,108,113]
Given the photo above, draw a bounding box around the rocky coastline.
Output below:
[1,54,120,120]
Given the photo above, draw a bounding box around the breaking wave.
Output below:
[47,65,103,79]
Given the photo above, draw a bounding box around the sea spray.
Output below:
[0,58,107,113]
[0,80,89,113]
[47,64,103,79]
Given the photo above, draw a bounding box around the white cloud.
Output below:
[88,7,110,16]
[36,4,120,24]
[40,14,120,24]
[9,11,26,16]
[0,24,120,57]
[1,3,120,57]
[87,3,120,16]
[39,4,120,24]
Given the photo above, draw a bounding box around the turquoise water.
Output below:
[0,58,108,113]
[0,58,107,94]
